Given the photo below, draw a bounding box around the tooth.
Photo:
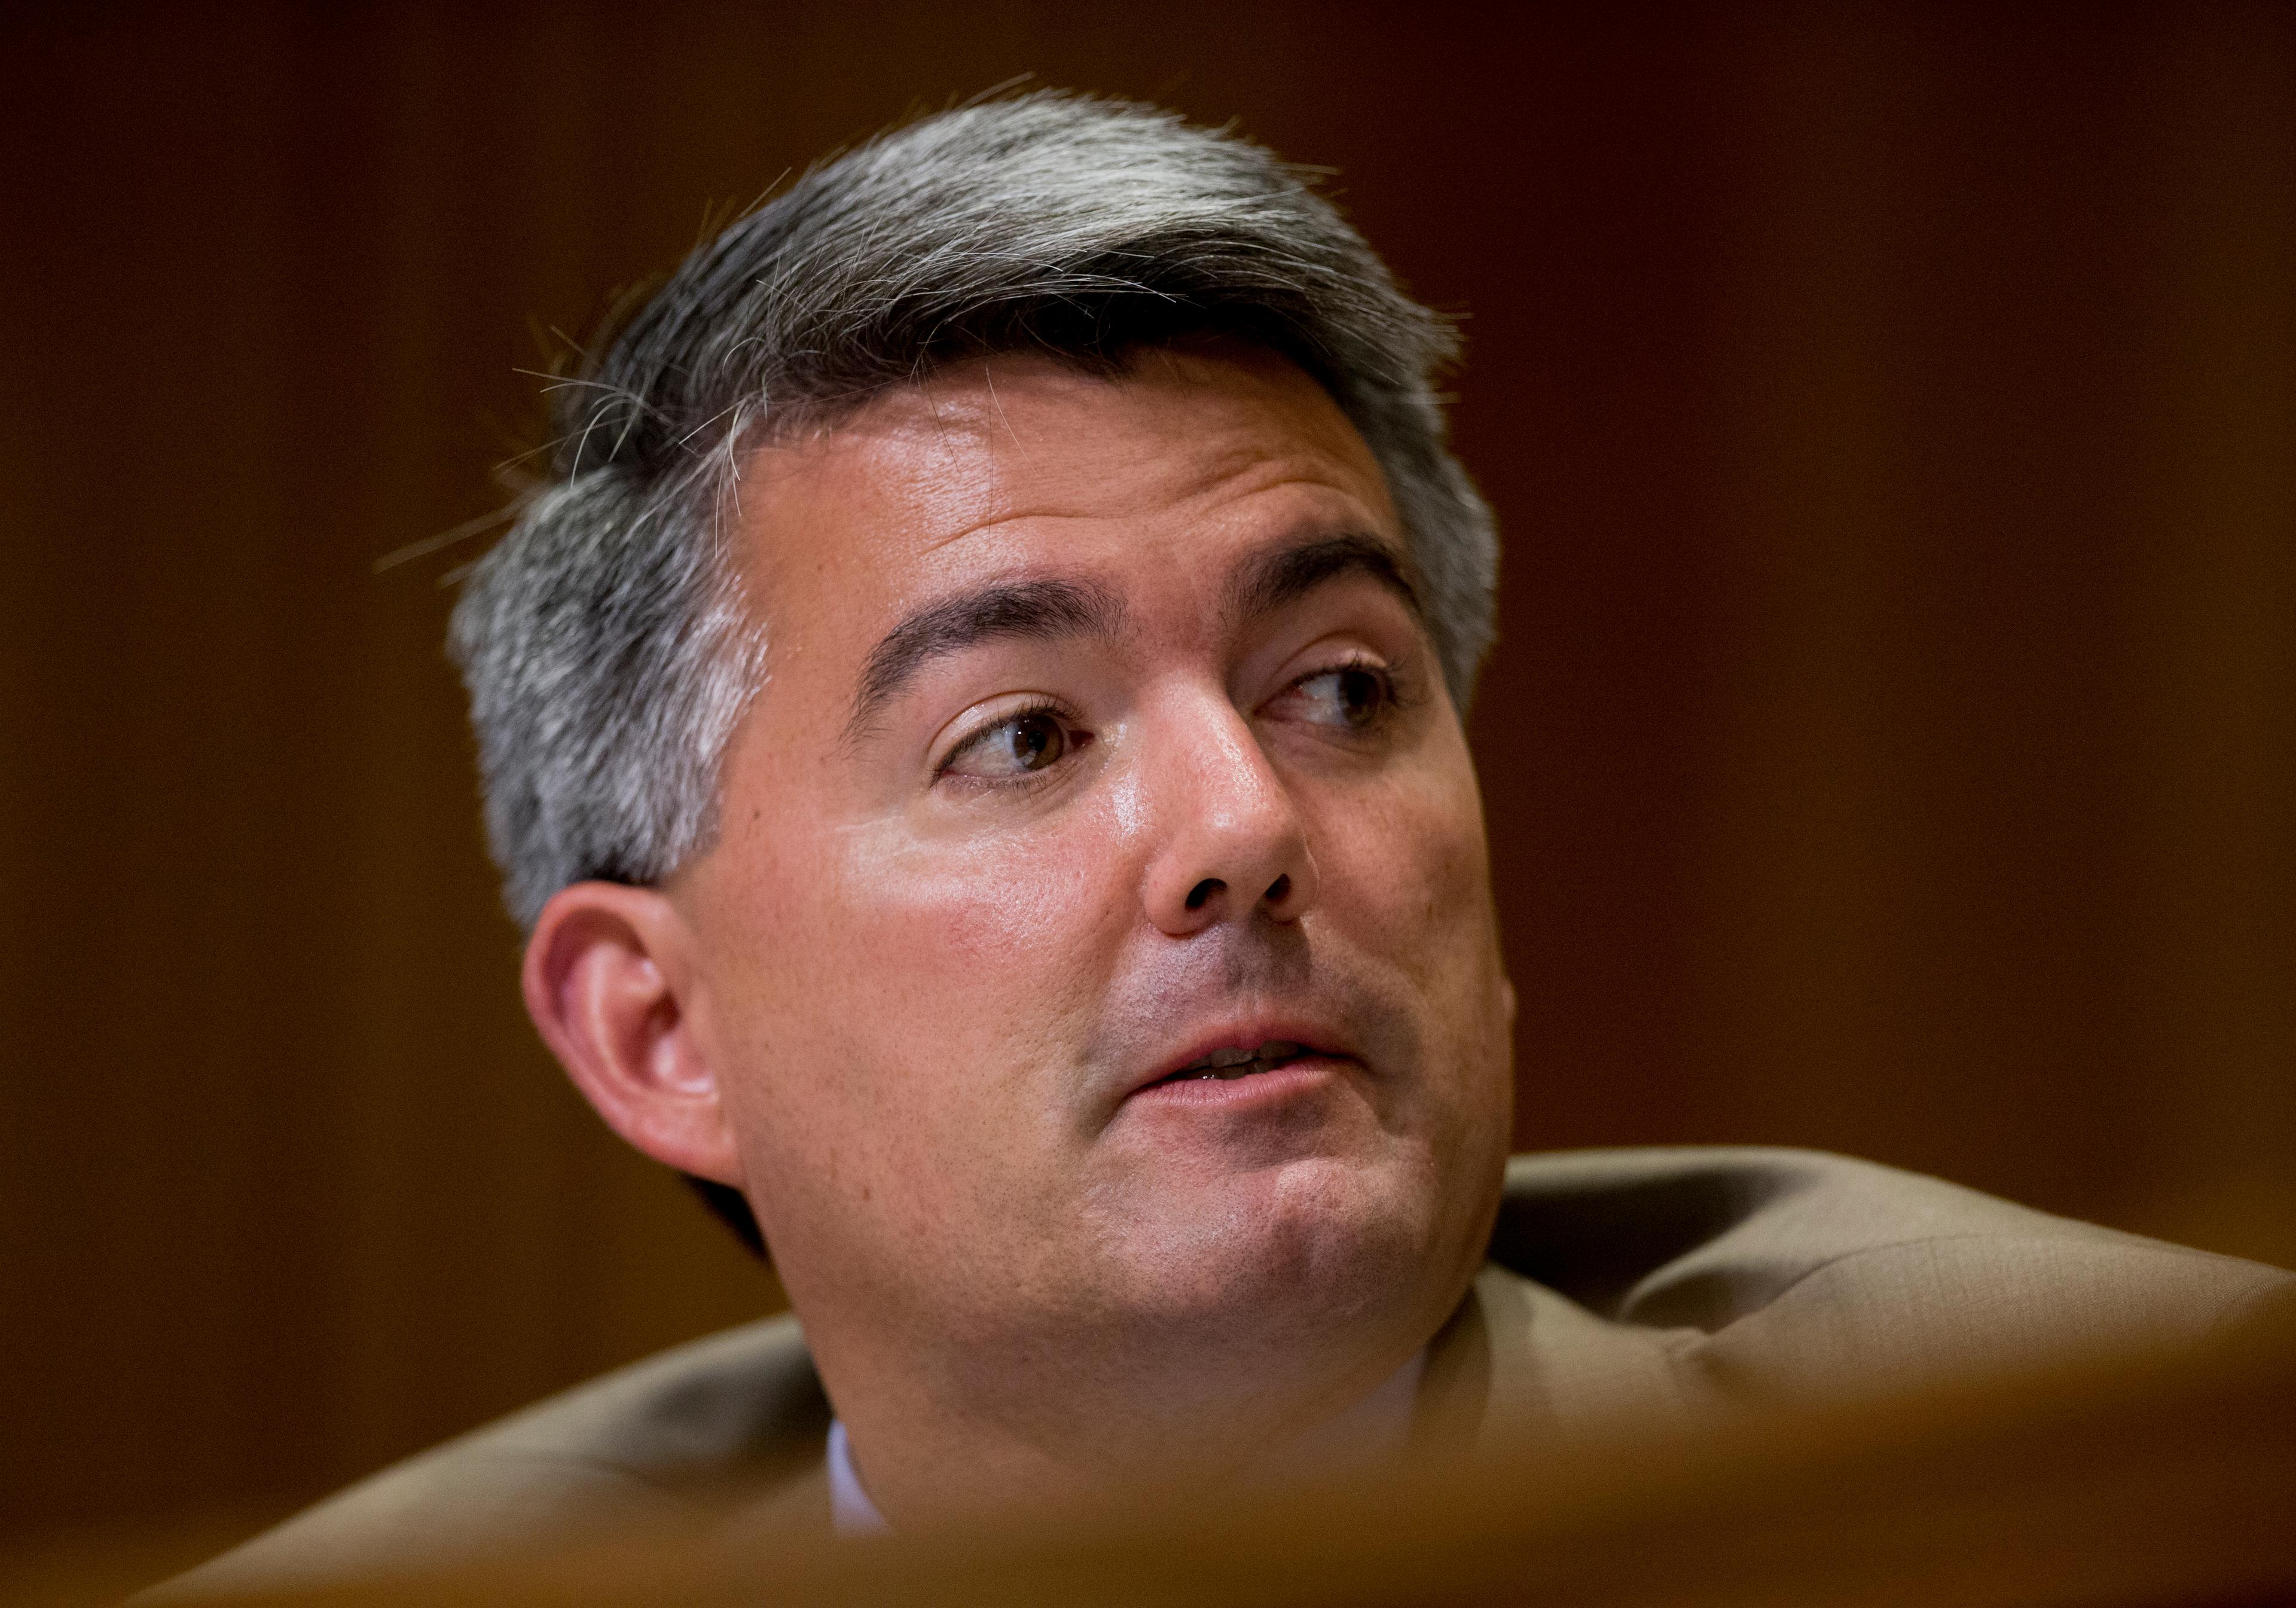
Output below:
[1207,1046,1255,1068]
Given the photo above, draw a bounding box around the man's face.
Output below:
[671,346,1513,1395]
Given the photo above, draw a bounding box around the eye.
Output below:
[1282,663,1394,730]
[940,706,1078,781]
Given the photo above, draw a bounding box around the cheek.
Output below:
[701,795,1136,1134]
[848,799,1137,1011]
[741,805,1147,1284]
[1316,751,1513,1154]
[1317,755,1493,962]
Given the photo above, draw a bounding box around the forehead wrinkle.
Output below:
[915,506,1108,557]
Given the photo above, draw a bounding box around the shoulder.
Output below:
[1480,1146,2294,1404]
[145,1314,827,1600]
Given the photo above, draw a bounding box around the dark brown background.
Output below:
[3,0,2289,1566]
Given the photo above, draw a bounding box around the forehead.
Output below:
[726,347,1400,672]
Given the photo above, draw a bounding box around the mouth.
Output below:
[1134,1038,1322,1094]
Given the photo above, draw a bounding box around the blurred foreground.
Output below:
[15,1302,2292,1608]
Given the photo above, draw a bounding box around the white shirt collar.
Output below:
[826,1418,889,1534]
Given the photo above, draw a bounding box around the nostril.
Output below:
[1185,877,1223,912]
[1265,874,1291,905]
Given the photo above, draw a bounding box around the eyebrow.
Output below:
[844,529,1422,742]
[847,577,1125,738]
[1229,530,1424,628]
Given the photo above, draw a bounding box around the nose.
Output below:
[1139,696,1319,938]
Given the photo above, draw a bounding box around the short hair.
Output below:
[449,93,1501,1259]
[451,90,1498,931]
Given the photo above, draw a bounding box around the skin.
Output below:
[523,345,1516,1526]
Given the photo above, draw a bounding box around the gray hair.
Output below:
[451,91,1498,930]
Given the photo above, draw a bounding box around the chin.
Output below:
[1098,1149,1449,1334]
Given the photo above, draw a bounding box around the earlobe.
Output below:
[521,883,746,1189]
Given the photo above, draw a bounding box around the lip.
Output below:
[1125,1054,1343,1110]
[1125,1017,1358,1102]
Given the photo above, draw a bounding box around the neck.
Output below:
[816,1278,1469,1530]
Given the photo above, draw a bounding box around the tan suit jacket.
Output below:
[155,1148,2293,1599]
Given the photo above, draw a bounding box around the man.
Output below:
[163,93,2288,1595]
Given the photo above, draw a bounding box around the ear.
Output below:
[521,881,744,1188]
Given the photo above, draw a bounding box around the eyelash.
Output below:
[932,655,1408,787]
[1310,652,1405,716]
[935,695,1077,784]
